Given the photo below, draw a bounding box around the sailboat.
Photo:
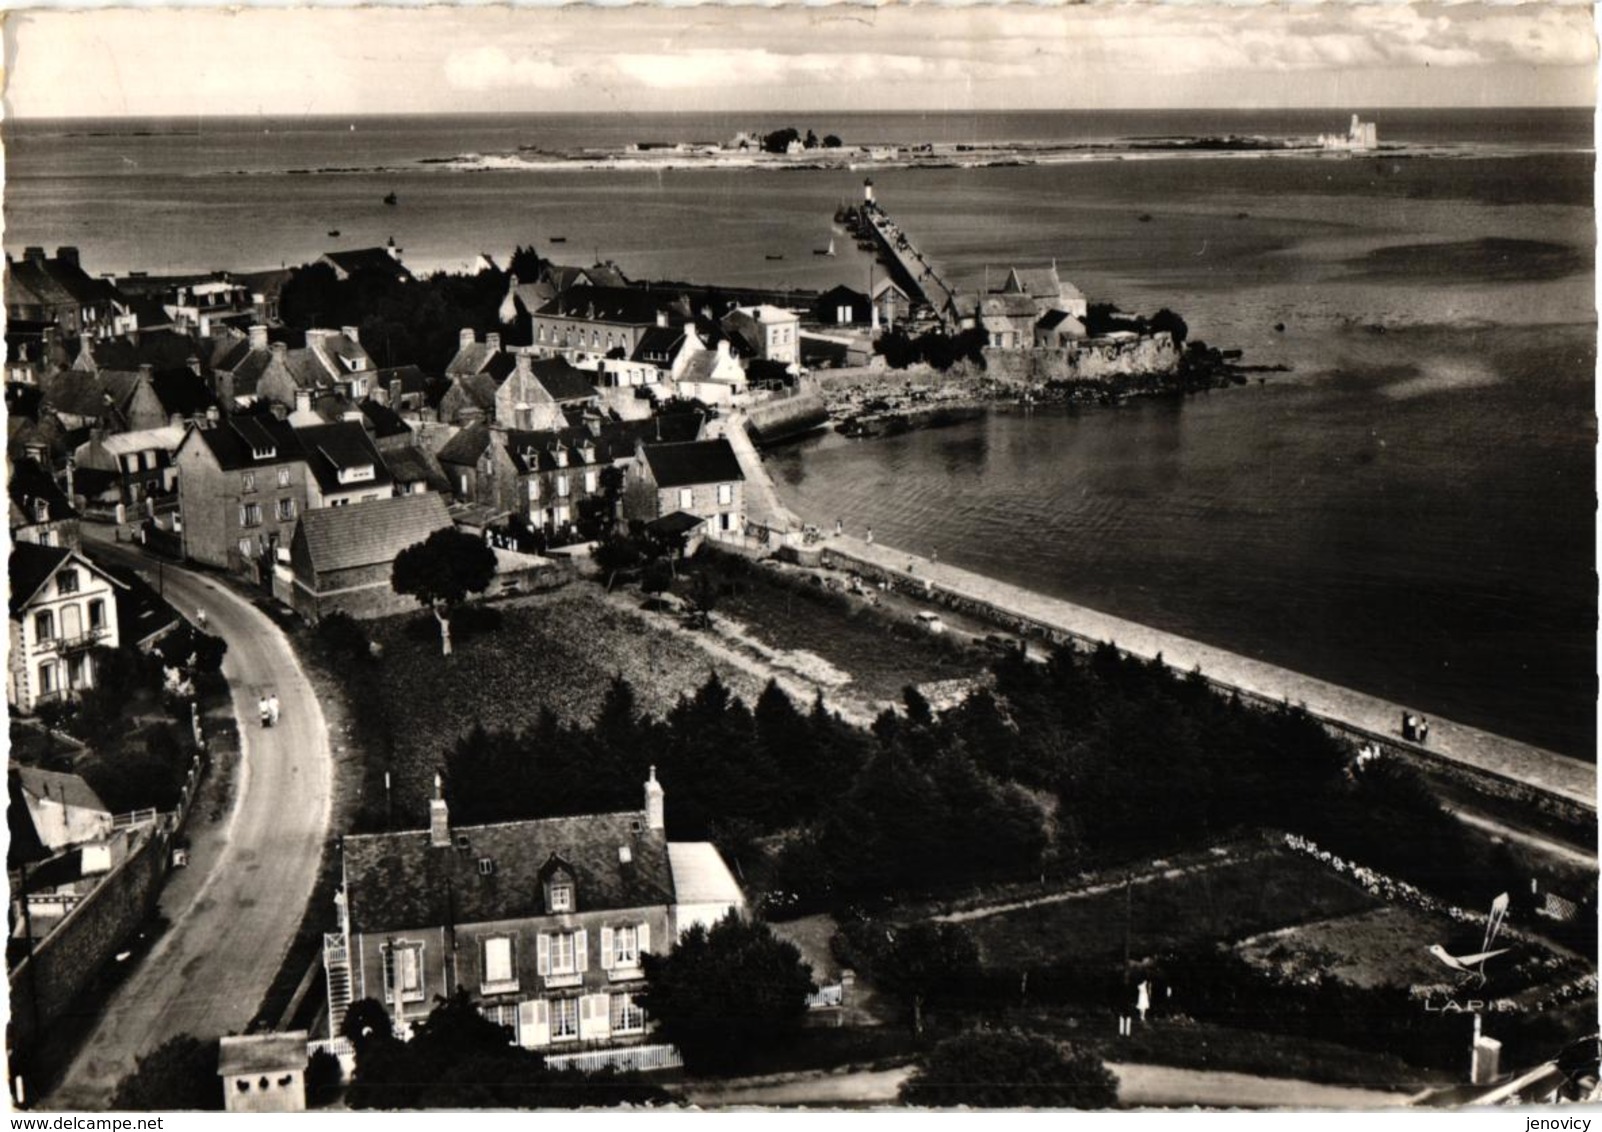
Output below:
[813,237,836,257]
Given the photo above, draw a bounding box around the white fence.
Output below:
[544,1043,682,1074]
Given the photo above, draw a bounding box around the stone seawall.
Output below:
[816,534,1595,818]
[982,334,1182,383]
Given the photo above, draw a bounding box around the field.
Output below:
[956,844,1382,971]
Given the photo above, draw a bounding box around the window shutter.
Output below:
[526,999,550,1048]
[637,922,651,957]
[600,927,615,970]
[536,933,550,976]
[574,928,589,973]
[581,994,611,1041]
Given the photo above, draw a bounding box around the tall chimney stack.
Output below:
[644,766,664,831]
[249,324,269,352]
[429,774,451,848]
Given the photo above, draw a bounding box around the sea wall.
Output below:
[744,392,830,445]
[982,334,1181,383]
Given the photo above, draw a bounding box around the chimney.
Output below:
[655,310,669,329]
[271,342,288,361]
[515,353,532,379]
[429,774,451,848]
[389,379,403,407]
[515,404,534,431]
[459,327,475,351]
[342,325,360,344]
[644,766,664,831]
[295,388,312,415]
[486,332,501,353]
[205,405,220,426]
[23,246,45,265]
[717,340,731,363]
[64,458,75,501]
[55,246,80,269]
[138,363,153,381]
[249,324,269,351]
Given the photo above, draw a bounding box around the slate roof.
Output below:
[103,561,182,648]
[640,438,744,489]
[218,1033,309,1077]
[322,248,415,284]
[646,510,706,537]
[15,765,109,815]
[632,326,685,365]
[7,771,51,868]
[9,457,78,526]
[500,427,609,475]
[343,808,676,934]
[380,445,451,493]
[436,421,491,467]
[446,340,499,378]
[82,331,204,375]
[358,399,412,440]
[149,369,218,418]
[295,421,393,496]
[598,413,703,451]
[189,416,306,471]
[528,357,598,402]
[41,370,122,421]
[6,259,78,308]
[667,842,745,907]
[537,285,682,328]
[9,543,72,616]
[99,426,186,458]
[294,491,451,576]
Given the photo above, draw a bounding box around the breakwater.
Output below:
[813,533,1595,818]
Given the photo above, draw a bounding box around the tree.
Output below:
[508,244,547,282]
[639,911,815,1074]
[878,921,980,1035]
[762,127,801,154]
[391,527,497,656]
[823,134,843,148]
[641,559,674,604]
[804,129,820,150]
[689,566,722,629]
[342,998,396,1052]
[110,1034,223,1111]
[901,1030,1118,1109]
[593,531,644,593]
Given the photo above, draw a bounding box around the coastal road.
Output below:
[48,533,332,1111]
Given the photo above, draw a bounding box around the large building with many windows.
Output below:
[326,771,743,1062]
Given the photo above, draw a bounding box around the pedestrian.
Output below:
[1419,717,1430,745]
[196,607,208,631]
[269,693,281,726]
[259,695,271,728]
[835,518,844,537]
[866,527,874,545]
[931,549,938,565]
[1402,712,1416,741]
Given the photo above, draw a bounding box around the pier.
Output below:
[816,533,1596,816]
[853,184,961,322]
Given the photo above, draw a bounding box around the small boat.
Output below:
[550,236,567,244]
[383,192,398,206]
[765,254,785,261]
[327,229,340,237]
[814,238,836,257]
[1138,213,1153,222]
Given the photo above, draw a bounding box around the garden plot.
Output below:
[962,845,1381,971]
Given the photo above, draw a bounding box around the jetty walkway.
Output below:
[819,534,1596,814]
[859,204,960,320]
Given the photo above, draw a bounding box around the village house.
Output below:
[7,544,125,713]
[721,305,801,367]
[318,245,415,286]
[283,492,452,623]
[669,333,748,408]
[295,421,395,509]
[870,278,913,330]
[71,425,187,516]
[494,355,572,432]
[11,766,114,853]
[4,247,136,340]
[624,438,746,535]
[326,771,743,1060]
[810,285,873,328]
[499,263,631,341]
[218,1032,310,1114]
[372,365,433,414]
[531,286,689,365]
[173,416,311,579]
[9,457,81,549]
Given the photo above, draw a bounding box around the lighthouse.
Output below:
[863,177,875,206]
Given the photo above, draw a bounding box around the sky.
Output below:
[3,2,1595,119]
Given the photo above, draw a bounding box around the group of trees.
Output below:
[873,327,988,372]
[759,128,843,153]
[277,260,509,376]
[1083,303,1189,344]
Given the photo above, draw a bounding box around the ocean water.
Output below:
[4,109,1595,755]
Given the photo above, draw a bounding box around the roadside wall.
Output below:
[9,824,171,1057]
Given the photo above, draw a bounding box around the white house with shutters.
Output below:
[7,543,125,714]
[327,769,743,1067]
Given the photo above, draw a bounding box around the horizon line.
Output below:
[8,104,1595,124]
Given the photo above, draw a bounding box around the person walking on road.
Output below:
[196,607,208,631]
[268,693,281,727]
[258,694,272,728]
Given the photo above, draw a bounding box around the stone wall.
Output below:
[9,824,171,1058]
[981,333,1180,383]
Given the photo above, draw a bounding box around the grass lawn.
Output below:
[353,588,779,827]
[691,555,989,703]
[962,846,1381,970]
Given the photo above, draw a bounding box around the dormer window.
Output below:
[33,499,49,523]
[548,881,574,913]
[251,445,276,461]
[57,569,80,596]
[335,463,376,485]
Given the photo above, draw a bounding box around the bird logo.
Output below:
[1427,892,1511,987]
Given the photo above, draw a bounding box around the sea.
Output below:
[5,108,1596,757]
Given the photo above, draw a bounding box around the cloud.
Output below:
[443,46,571,92]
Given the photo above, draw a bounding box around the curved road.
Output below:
[48,537,332,1111]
